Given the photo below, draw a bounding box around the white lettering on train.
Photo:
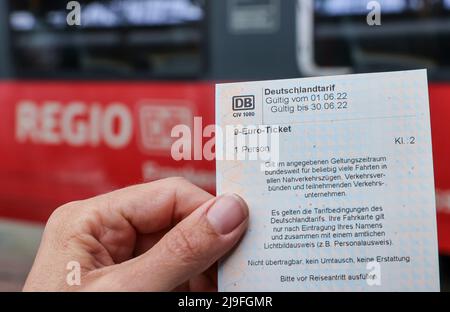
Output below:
[15,101,133,149]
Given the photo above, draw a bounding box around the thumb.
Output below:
[107,194,249,291]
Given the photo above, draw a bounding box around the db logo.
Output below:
[232,96,255,111]
[138,103,193,153]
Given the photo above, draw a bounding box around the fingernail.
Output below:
[207,194,249,235]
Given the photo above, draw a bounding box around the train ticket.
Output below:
[216,70,440,292]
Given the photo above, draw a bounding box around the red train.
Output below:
[0,1,449,257]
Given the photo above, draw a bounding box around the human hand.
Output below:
[23,178,249,292]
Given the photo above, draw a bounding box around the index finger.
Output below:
[87,177,214,234]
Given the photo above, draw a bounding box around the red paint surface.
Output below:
[0,81,216,222]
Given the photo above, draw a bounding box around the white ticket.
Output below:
[216,70,440,292]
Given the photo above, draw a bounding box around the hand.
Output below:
[23,178,249,292]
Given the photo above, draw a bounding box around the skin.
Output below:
[23,177,249,292]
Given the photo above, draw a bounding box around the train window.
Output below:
[8,0,206,79]
[312,0,450,77]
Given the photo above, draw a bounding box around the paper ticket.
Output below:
[216,70,440,292]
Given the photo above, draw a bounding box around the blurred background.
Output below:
[0,0,450,291]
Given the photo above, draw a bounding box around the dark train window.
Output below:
[8,0,206,79]
[313,0,450,74]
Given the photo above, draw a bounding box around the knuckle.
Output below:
[165,226,204,264]
[46,201,82,228]
[163,176,190,186]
